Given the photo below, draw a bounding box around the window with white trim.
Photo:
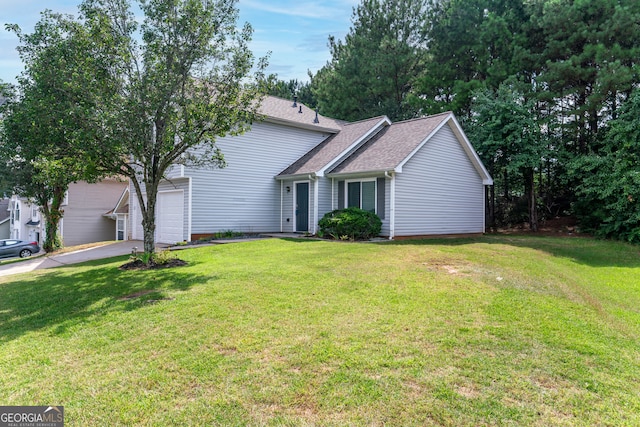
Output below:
[347,179,376,213]
[338,178,386,219]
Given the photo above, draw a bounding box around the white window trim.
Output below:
[345,178,377,213]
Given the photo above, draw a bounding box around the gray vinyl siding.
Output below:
[62,181,127,245]
[158,179,190,241]
[187,121,329,234]
[394,124,485,236]
[316,178,333,227]
[281,179,295,233]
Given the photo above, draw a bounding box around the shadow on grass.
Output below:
[375,234,640,268]
[0,255,210,343]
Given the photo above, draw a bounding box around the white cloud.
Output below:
[241,0,353,21]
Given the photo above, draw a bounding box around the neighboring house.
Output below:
[7,196,42,243]
[61,180,128,246]
[0,199,10,239]
[104,186,130,241]
[7,180,127,247]
[130,96,493,244]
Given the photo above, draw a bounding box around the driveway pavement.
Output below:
[0,240,146,278]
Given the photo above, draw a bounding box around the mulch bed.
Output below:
[119,258,188,271]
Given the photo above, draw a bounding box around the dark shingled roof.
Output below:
[258,96,344,132]
[278,116,387,177]
[328,112,452,175]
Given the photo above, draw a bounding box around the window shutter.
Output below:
[337,181,345,209]
[377,177,385,219]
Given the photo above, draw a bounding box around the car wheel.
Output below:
[19,249,32,258]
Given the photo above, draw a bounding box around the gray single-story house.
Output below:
[129,96,493,243]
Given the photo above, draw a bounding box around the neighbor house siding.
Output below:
[61,181,127,246]
[394,124,485,236]
[187,121,329,234]
[0,220,9,240]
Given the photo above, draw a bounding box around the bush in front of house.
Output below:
[318,207,382,240]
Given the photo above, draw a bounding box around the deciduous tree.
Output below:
[79,0,267,257]
[1,12,108,252]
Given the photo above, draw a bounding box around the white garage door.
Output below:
[157,190,184,244]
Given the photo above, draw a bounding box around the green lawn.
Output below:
[1,236,639,426]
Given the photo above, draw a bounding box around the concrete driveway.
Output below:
[0,240,145,278]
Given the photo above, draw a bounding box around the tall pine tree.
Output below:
[311,0,428,121]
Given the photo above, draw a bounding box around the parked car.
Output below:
[0,239,41,258]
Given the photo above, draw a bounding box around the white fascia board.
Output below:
[394,114,494,185]
[326,169,394,180]
[318,116,391,177]
[275,172,317,181]
[263,117,341,134]
[113,186,130,212]
[395,113,453,174]
[448,114,494,185]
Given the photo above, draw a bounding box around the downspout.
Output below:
[280,180,284,232]
[309,174,318,235]
[331,178,335,211]
[386,171,396,240]
[187,177,192,242]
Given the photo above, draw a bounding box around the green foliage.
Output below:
[73,0,267,256]
[572,89,640,243]
[311,0,427,121]
[467,80,546,230]
[530,0,640,154]
[414,0,530,117]
[1,12,110,251]
[318,207,382,240]
[262,74,315,107]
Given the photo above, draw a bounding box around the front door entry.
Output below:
[295,182,309,232]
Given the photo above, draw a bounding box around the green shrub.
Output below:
[318,207,382,240]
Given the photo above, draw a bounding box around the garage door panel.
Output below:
[157,190,184,244]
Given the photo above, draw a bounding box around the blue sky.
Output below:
[0,0,358,85]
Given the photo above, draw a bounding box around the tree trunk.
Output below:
[141,182,158,258]
[487,183,495,230]
[524,168,538,232]
[40,187,66,252]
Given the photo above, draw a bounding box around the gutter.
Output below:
[385,171,396,240]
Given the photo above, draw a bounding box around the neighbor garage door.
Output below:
[157,190,184,244]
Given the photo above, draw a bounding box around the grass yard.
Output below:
[0,236,639,426]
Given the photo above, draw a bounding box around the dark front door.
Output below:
[295,182,309,232]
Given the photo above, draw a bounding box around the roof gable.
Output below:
[278,116,389,178]
[327,112,493,185]
[328,112,451,175]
